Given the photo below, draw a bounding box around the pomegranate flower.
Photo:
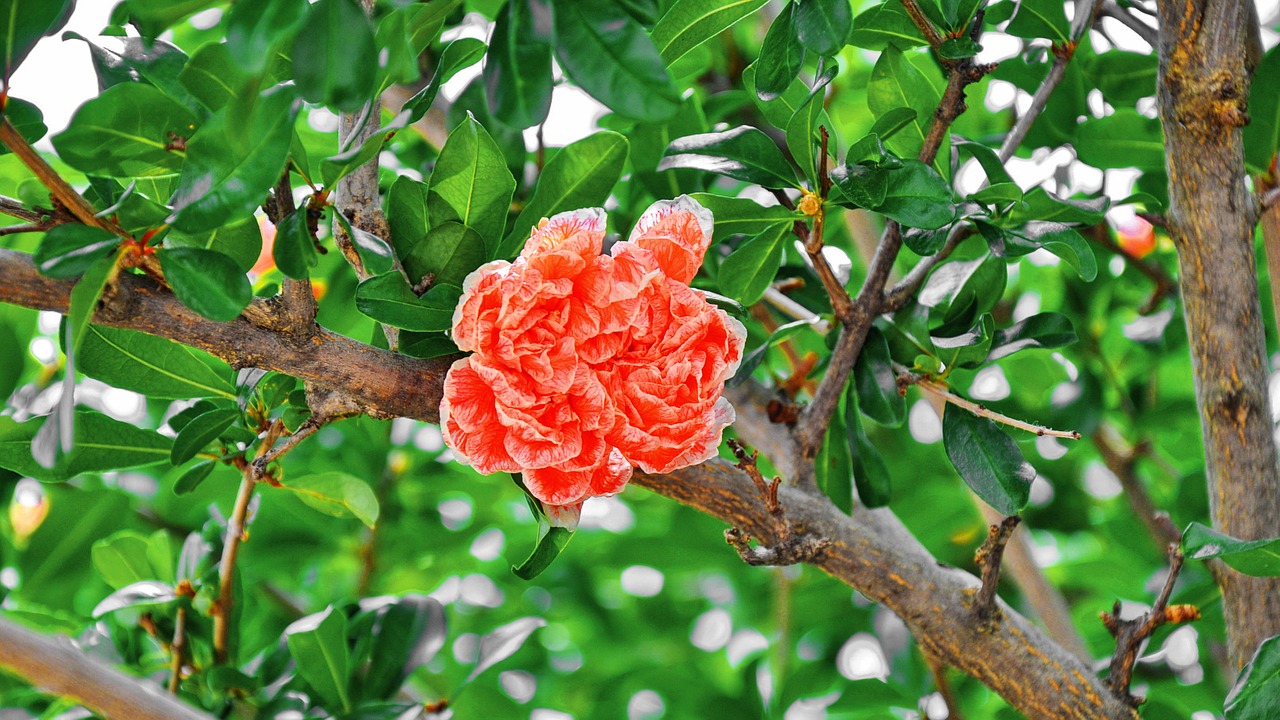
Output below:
[440,196,745,523]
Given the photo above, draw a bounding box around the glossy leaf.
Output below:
[867,48,941,164]
[78,325,236,400]
[0,97,46,155]
[512,526,574,580]
[0,0,72,79]
[286,606,352,711]
[942,405,1035,516]
[52,83,196,178]
[169,87,297,233]
[91,531,154,589]
[1183,522,1280,577]
[786,67,835,182]
[502,131,629,257]
[688,192,802,241]
[403,222,487,289]
[933,313,994,369]
[718,224,789,305]
[659,126,799,189]
[986,312,1077,361]
[795,0,853,56]
[831,163,889,209]
[466,616,547,682]
[402,38,487,124]
[0,410,171,483]
[981,220,1097,281]
[652,0,768,66]
[333,212,396,277]
[170,406,239,465]
[1226,635,1280,719]
[484,0,553,129]
[225,0,308,73]
[1005,0,1069,44]
[121,0,216,37]
[849,2,927,51]
[291,0,377,112]
[33,225,118,279]
[272,207,318,281]
[1244,45,1280,171]
[387,176,431,260]
[320,111,411,186]
[854,328,905,427]
[1085,51,1157,104]
[429,115,516,252]
[173,460,216,495]
[355,273,461,332]
[879,160,953,230]
[67,252,121,359]
[552,0,680,122]
[817,398,853,513]
[1075,110,1165,170]
[281,472,380,528]
[157,248,253,322]
[846,389,892,507]
[359,596,448,701]
[755,2,804,101]
[91,580,176,617]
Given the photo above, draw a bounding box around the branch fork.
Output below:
[970,515,1021,623]
[724,440,830,566]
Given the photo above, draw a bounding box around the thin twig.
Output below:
[908,374,1082,439]
[1101,546,1199,706]
[724,439,829,566]
[168,606,187,694]
[803,127,855,322]
[0,194,52,223]
[1099,0,1158,46]
[925,652,966,720]
[0,119,124,236]
[213,469,256,665]
[972,516,1022,622]
[898,0,945,50]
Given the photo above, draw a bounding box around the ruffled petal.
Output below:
[627,195,713,284]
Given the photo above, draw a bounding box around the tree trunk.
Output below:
[1156,0,1280,669]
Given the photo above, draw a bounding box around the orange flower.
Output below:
[441,197,744,524]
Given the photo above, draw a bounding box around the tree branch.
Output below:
[972,515,1021,622]
[0,616,215,720]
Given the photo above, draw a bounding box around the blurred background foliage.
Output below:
[0,0,1277,717]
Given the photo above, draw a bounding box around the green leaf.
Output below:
[1245,46,1280,171]
[986,312,1076,361]
[831,163,889,209]
[879,160,953,230]
[816,399,853,512]
[957,140,1014,186]
[466,616,547,682]
[1183,522,1280,577]
[387,176,430,260]
[659,126,799,189]
[91,580,177,617]
[982,220,1097,281]
[718,224,789,305]
[281,471,380,528]
[1075,110,1165,170]
[1084,51,1157,104]
[795,0,853,56]
[0,410,172,482]
[918,254,1005,328]
[942,405,1035,516]
[0,0,72,79]
[402,38,487,124]
[846,388,892,507]
[286,606,352,711]
[92,531,154,589]
[67,252,121,359]
[78,325,236,400]
[291,0,377,112]
[158,247,252,322]
[177,41,282,113]
[429,115,516,252]
[939,36,980,59]
[359,597,447,701]
[355,273,461,332]
[404,222,487,289]
[728,317,819,387]
[170,406,239,465]
[169,87,298,233]
[173,460,216,495]
[1009,187,1108,225]
[512,526,574,580]
[869,108,918,141]
[320,111,411,186]
[0,97,46,155]
[934,313,994,369]
[552,0,680,122]
[225,0,308,74]
[51,83,197,179]
[854,328,905,427]
[121,0,216,37]
[484,0,553,129]
[867,47,941,164]
[785,67,835,183]
[33,225,119,279]
[501,131,629,257]
[273,207,318,280]
[333,211,396,277]
[1005,0,1069,44]
[688,192,802,241]
[1226,635,1280,719]
[849,2,927,51]
[652,0,768,66]
[755,2,804,101]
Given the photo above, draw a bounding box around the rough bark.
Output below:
[1155,0,1280,669]
[0,616,215,720]
[0,247,1137,719]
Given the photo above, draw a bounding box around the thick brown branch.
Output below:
[0,616,214,720]
[634,463,1137,720]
